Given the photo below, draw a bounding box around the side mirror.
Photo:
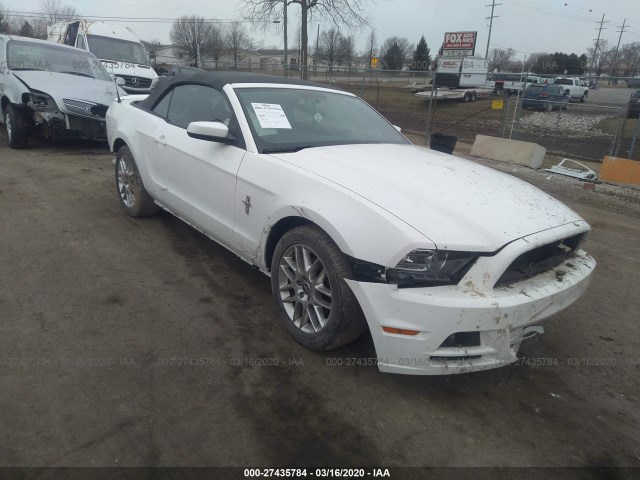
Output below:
[393,125,402,132]
[563,91,570,96]
[116,77,126,86]
[187,121,232,142]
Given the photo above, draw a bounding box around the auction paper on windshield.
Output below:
[251,103,292,129]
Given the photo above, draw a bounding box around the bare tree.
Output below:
[318,28,341,71]
[587,39,612,76]
[170,15,216,68]
[380,36,412,70]
[39,0,78,25]
[488,47,515,72]
[225,22,253,68]
[241,0,370,80]
[0,4,12,33]
[338,34,355,69]
[620,42,640,77]
[366,28,376,67]
[207,25,225,68]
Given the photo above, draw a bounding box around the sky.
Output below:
[3,0,640,59]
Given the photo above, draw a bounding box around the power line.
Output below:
[510,0,596,23]
[2,10,246,24]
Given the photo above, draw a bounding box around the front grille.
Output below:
[117,75,152,89]
[62,98,107,119]
[496,233,585,286]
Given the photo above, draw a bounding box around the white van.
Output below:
[47,21,158,94]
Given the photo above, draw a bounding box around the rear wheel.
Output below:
[115,146,160,217]
[5,104,29,149]
[544,102,553,112]
[470,92,477,102]
[271,225,367,351]
[463,92,471,103]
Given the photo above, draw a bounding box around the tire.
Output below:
[470,92,477,102]
[544,102,553,112]
[580,91,587,103]
[271,225,367,351]
[4,104,29,149]
[463,92,470,103]
[115,146,160,217]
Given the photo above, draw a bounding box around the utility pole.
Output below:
[485,0,502,59]
[591,13,608,75]
[609,18,628,78]
[283,0,288,77]
[314,23,320,75]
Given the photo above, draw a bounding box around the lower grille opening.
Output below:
[439,331,481,349]
[430,355,482,362]
[496,233,585,286]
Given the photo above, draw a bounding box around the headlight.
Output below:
[22,91,57,111]
[386,249,478,287]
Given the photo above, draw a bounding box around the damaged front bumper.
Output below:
[29,98,108,141]
[346,223,596,375]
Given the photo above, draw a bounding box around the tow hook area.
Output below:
[521,325,545,340]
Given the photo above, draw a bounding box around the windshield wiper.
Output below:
[262,145,316,154]
[60,71,94,78]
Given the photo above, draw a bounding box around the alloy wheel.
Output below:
[117,154,136,208]
[277,244,332,333]
[5,112,12,142]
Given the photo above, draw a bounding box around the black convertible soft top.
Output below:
[137,71,335,110]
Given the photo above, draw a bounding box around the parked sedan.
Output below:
[0,34,123,148]
[106,72,595,375]
[628,90,640,118]
[522,84,570,111]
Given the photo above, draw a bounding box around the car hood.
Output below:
[269,144,584,252]
[12,70,118,110]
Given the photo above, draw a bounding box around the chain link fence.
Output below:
[195,62,640,161]
[219,63,640,162]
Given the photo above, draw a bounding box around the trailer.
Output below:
[415,56,494,102]
[415,86,494,102]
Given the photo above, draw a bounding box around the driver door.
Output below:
[149,83,246,246]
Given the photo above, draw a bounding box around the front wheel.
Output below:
[5,105,29,149]
[544,102,553,112]
[580,92,587,103]
[115,146,160,217]
[271,225,367,351]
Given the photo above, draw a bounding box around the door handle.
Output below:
[154,135,167,145]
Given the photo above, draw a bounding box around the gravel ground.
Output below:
[517,112,610,137]
[1,132,639,478]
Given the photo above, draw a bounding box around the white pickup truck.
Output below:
[502,75,546,95]
[553,77,589,102]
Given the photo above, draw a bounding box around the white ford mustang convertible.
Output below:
[106,72,596,375]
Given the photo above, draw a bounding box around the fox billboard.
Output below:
[442,31,477,57]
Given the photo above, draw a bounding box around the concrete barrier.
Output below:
[599,155,640,186]
[471,134,547,169]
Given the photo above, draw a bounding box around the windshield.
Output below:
[87,35,149,65]
[7,40,112,81]
[235,87,410,153]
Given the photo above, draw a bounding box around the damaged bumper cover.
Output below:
[346,222,596,375]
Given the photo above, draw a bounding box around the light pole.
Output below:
[283,0,288,77]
